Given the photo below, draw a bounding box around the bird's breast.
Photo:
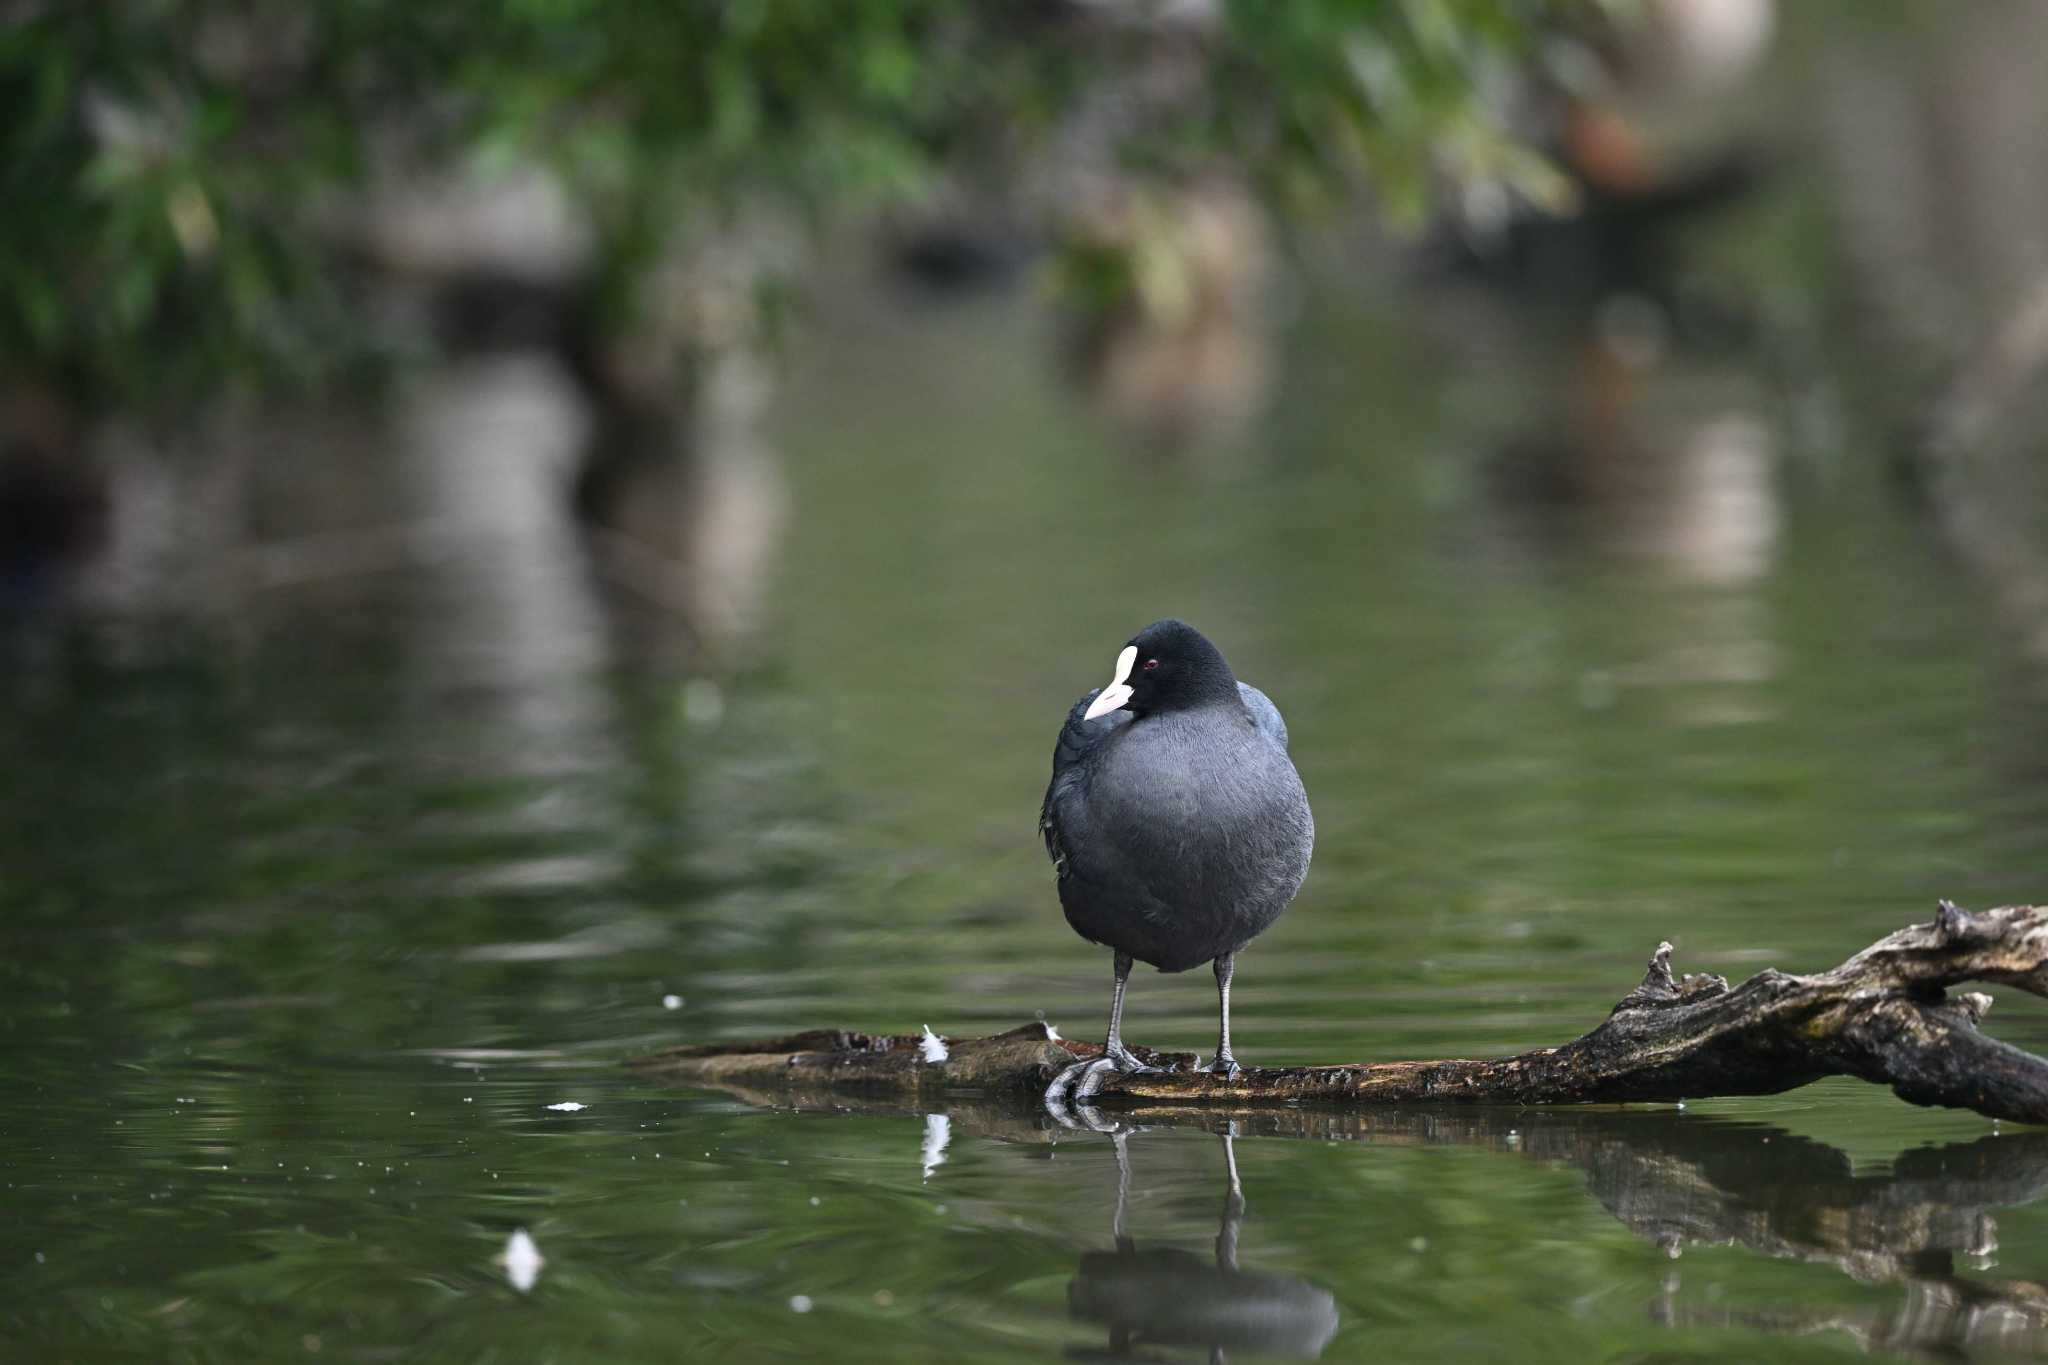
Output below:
[1089,720,1307,863]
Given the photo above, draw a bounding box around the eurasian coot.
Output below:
[1041,620,1313,1101]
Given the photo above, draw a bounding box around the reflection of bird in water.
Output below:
[1066,1127,1338,1362]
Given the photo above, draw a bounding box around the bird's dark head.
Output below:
[1082,619,1240,720]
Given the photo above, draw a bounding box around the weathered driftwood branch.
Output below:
[631,902,2048,1124]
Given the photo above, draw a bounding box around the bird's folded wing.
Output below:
[1041,690,1129,870]
[1237,681,1290,751]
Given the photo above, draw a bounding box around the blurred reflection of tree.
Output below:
[1428,0,1785,714]
[1440,0,1774,320]
[1802,2,2048,663]
[0,0,1611,620]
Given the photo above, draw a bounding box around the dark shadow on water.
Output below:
[686,1078,2048,1360]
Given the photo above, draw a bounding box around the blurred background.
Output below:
[14,1,2048,1361]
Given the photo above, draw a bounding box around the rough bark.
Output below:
[631,901,2048,1124]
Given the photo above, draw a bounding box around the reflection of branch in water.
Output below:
[1097,1108,2048,1363]
[1656,1276,2048,1360]
[1066,1126,1338,1362]
[1068,1106,2048,1284]
[1617,1125,2048,1360]
[1574,1120,2006,1280]
[675,1072,2048,1362]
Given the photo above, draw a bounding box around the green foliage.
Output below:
[0,0,1601,406]
[1206,0,1588,224]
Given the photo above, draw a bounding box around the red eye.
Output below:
[1142,658,1160,671]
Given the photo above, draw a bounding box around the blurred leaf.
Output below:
[0,0,1615,408]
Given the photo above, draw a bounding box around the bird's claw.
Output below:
[1200,1054,1243,1079]
[1044,1056,1116,1120]
[1043,1046,1167,1112]
[1103,1041,1169,1076]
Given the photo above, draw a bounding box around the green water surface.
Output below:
[6,270,2048,1364]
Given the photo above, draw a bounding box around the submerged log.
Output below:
[630,901,2048,1124]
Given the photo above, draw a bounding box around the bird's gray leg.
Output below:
[1101,952,1155,1072]
[1045,952,1167,1108]
[1199,953,1242,1077]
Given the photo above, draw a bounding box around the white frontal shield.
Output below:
[1082,645,1139,721]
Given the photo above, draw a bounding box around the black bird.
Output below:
[1041,620,1313,1101]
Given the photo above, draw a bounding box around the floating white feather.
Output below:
[501,1228,545,1293]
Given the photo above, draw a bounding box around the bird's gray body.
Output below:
[1041,681,1313,973]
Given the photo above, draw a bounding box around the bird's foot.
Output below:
[1104,1039,1170,1076]
[1200,1052,1243,1079]
[1043,1057,1119,1120]
[1043,1043,1169,1112]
